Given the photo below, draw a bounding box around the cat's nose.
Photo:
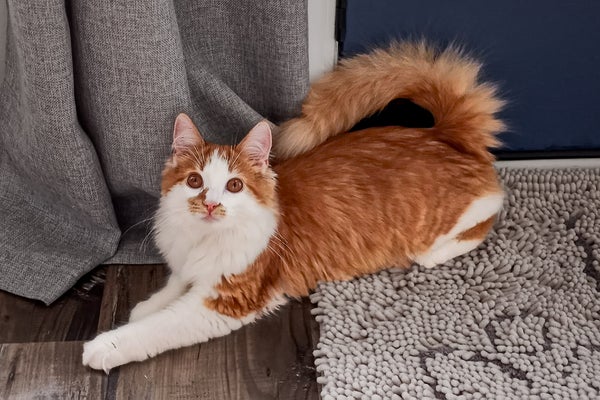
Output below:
[204,202,219,213]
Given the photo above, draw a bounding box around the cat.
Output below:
[83,41,505,371]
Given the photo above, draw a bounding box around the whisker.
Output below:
[191,148,204,167]
[230,149,243,169]
[122,215,157,237]
[266,244,285,264]
[271,231,293,253]
[179,152,202,168]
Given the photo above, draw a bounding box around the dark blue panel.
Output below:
[342,0,600,152]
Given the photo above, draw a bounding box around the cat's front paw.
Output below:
[82,330,143,373]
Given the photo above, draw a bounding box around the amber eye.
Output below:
[226,178,243,193]
[186,173,203,189]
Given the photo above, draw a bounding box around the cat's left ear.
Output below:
[239,121,272,169]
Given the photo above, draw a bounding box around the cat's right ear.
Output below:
[172,113,204,154]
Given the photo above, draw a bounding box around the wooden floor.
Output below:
[0,265,320,400]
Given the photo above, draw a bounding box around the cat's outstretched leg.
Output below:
[128,274,187,322]
[83,287,254,372]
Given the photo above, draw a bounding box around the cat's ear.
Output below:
[239,121,272,169]
[172,113,203,154]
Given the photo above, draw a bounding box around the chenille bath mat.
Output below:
[311,168,600,400]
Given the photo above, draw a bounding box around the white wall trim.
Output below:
[307,0,337,82]
[495,158,600,169]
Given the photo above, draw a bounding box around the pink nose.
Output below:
[204,202,218,213]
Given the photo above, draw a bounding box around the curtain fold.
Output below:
[0,0,309,304]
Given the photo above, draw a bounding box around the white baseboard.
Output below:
[495,158,600,169]
[307,0,337,82]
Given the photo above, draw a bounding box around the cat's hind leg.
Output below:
[417,215,496,268]
[415,191,504,268]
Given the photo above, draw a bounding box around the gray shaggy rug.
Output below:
[311,168,600,400]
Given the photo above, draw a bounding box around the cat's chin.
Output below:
[201,215,220,223]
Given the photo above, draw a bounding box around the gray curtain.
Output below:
[0,0,308,304]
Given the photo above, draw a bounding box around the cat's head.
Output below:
[158,113,277,230]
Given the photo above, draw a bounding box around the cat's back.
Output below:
[271,126,504,290]
[275,126,500,194]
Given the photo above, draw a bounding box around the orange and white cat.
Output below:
[83,41,505,371]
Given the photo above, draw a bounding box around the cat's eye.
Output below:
[186,173,203,189]
[226,178,243,193]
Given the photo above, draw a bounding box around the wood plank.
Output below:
[96,264,169,332]
[0,268,105,343]
[98,265,320,399]
[0,341,105,400]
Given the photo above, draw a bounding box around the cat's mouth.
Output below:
[202,214,219,222]
[188,206,226,222]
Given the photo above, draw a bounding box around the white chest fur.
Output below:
[153,187,277,293]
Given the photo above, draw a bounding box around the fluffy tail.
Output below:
[274,41,505,160]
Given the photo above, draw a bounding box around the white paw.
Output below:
[129,299,158,322]
[420,261,438,269]
[414,256,438,269]
[82,330,145,372]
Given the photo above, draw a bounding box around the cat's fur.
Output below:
[83,41,505,371]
